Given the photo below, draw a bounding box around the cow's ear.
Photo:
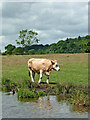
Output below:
[51,60,55,65]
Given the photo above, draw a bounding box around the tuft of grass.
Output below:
[2,78,18,92]
[38,91,46,97]
[17,88,46,98]
[68,90,89,107]
[56,83,89,107]
[17,88,37,98]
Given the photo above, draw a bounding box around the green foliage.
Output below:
[4,35,89,55]
[16,29,40,47]
[85,42,90,53]
[56,83,76,95]
[29,82,40,88]
[5,44,16,55]
[2,79,11,92]
[28,49,36,54]
[68,89,89,107]
[2,78,18,92]
[2,52,7,55]
[17,88,46,98]
[38,91,46,97]
[12,47,24,55]
[17,88,37,98]
[56,84,89,107]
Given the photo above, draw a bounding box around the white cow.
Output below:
[28,58,60,84]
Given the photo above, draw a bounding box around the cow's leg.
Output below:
[32,71,35,80]
[38,70,43,83]
[30,70,34,82]
[47,75,49,84]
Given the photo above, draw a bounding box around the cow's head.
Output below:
[51,60,60,71]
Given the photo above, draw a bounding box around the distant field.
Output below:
[2,53,88,86]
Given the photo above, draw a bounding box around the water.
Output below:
[2,92,88,118]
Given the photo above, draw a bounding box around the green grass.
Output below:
[50,64,88,85]
[17,88,37,98]
[2,53,88,86]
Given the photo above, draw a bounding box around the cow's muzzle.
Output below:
[58,68,60,71]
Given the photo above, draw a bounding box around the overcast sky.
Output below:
[0,2,88,52]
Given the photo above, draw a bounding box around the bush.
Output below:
[5,44,16,55]
[28,49,36,54]
[12,47,24,55]
[2,52,7,55]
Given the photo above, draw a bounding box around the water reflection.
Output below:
[71,104,88,113]
[56,95,89,113]
[36,96,53,110]
[2,92,88,118]
[4,91,89,113]
[18,94,89,113]
[18,95,53,111]
[56,94,65,102]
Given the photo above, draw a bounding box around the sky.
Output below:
[0,1,88,52]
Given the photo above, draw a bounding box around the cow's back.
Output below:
[28,58,52,73]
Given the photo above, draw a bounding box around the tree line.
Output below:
[2,29,90,55]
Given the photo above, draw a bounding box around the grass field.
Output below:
[2,53,88,86]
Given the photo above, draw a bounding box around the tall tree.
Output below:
[16,29,40,47]
[78,36,81,40]
[5,44,16,54]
